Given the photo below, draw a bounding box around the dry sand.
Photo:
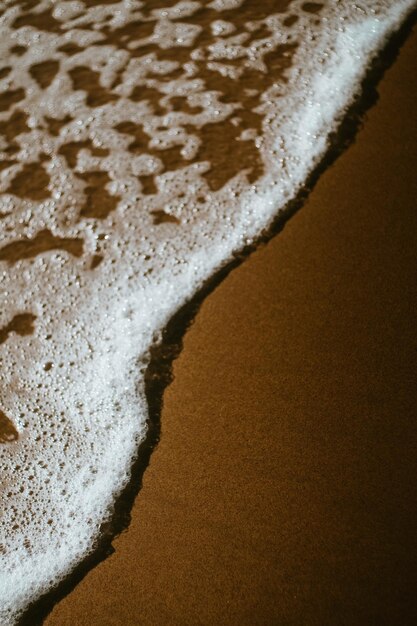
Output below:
[45,26,417,626]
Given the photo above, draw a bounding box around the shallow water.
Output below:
[0,0,415,623]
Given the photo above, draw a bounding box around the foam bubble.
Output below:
[0,0,415,622]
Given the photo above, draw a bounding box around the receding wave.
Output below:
[0,0,415,623]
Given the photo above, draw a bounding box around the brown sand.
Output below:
[46,27,417,626]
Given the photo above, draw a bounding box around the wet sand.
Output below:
[45,26,417,626]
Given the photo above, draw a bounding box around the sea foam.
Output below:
[0,0,415,623]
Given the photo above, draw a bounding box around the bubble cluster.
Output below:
[0,0,414,623]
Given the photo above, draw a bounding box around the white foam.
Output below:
[0,0,415,622]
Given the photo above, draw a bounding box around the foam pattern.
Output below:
[0,0,415,622]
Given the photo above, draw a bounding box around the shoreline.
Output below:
[39,18,417,623]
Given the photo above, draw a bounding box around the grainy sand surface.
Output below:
[46,26,417,626]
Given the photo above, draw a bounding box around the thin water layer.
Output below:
[0,0,415,623]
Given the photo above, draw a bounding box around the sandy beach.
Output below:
[40,23,417,626]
